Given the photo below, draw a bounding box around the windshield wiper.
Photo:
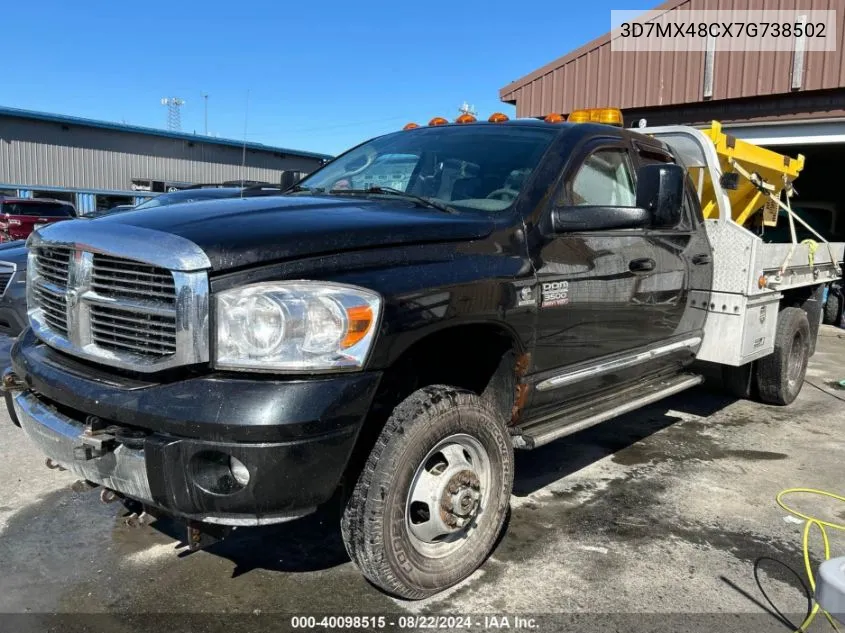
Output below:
[328,186,456,214]
[285,184,325,194]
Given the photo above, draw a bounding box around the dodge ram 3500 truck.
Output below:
[5,110,844,599]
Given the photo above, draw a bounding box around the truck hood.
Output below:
[96,195,495,272]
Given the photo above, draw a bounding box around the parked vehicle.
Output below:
[128,187,245,212]
[0,245,29,336]
[4,111,844,599]
[0,198,75,242]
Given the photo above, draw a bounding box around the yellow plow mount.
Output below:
[699,121,804,227]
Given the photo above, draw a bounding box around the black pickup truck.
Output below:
[3,118,817,599]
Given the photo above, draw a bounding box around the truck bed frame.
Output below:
[643,125,844,366]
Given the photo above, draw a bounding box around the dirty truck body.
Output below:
[5,120,843,599]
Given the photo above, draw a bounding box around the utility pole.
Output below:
[160,97,185,131]
[202,93,209,135]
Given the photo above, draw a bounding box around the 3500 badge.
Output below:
[541,281,569,307]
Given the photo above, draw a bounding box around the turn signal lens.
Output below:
[758,275,768,289]
[455,113,477,124]
[403,122,419,130]
[544,113,565,124]
[428,117,449,126]
[488,112,509,123]
[342,305,375,349]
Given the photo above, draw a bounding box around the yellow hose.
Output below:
[776,489,845,632]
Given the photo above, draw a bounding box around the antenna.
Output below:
[201,93,209,135]
[160,97,185,131]
[458,101,477,117]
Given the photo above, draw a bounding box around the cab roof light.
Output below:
[428,116,449,126]
[455,113,477,124]
[595,108,624,126]
[488,112,509,123]
[403,122,419,130]
[568,107,624,127]
[544,113,565,124]
[568,109,591,124]
[567,109,591,124]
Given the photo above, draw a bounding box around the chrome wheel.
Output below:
[405,434,492,558]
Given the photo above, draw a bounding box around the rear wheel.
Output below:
[341,385,513,599]
[823,292,841,326]
[756,307,810,406]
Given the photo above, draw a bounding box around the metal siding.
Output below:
[0,117,324,192]
[501,0,845,118]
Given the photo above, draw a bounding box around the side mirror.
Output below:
[636,163,685,228]
[280,171,303,190]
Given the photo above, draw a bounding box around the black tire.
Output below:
[341,385,513,599]
[823,292,841,326]
[756,307,810,406]
[722,362,756,400]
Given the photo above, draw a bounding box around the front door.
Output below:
[527,139,694,418]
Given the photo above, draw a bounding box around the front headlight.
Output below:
[214,281,381,372]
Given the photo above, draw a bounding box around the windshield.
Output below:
[297,125,558,213]
[1,202,74,217]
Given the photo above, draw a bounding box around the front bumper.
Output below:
[8,329,383,525]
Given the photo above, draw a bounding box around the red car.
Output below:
[0,198,77,242]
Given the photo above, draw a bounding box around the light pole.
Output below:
[202,93,209,135]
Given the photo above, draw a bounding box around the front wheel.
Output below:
[341,385,513,599]
[756,307,811,406]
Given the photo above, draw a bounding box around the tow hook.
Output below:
[0,369,24,393]
[186,521,232,552]
[99,488,121,504]
[124,511,154,529]
[71,480,99,493]
[45,458,66,471]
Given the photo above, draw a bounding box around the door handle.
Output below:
[692,253,712,265]
[629,258,656,272]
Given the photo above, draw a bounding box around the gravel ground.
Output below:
[1,328,844,633]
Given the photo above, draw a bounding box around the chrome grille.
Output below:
[0,260,14,297]
[27,222,210,373]
[92,254,177,302]
[34,283,68,335]
[35,245,72,287]
[90,304,177,356]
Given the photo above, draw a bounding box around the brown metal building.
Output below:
[500,0,844,128]
[500,0,845,240]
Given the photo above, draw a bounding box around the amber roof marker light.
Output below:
[544,113,566,124]
[428,116,449,126]
[403,122,419,130]
[455,113,477,124]
[488,112,509,123]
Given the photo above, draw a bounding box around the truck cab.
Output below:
[4,112,842,599]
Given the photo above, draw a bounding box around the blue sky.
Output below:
[3,0,653,156]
